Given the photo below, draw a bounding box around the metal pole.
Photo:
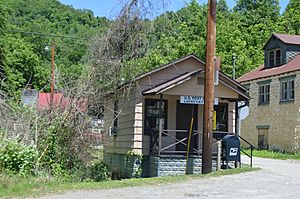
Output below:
[202,0,217,174]
[232,53,236,80]
[50,44,55,110]
[186,117,194,174]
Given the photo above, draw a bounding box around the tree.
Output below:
[3,35,48,96]
[283,0,300,34]
[0,1,7,79]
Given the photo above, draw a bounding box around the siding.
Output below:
[104,87,141,154]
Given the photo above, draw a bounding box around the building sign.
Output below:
[180,96,204,104]
[180,96,219,105]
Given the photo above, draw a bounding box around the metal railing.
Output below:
[239,135,254,167]
[157,129,203,156]
[149,118,203,156]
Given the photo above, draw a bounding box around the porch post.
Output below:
[158,94,163,156]
[235,100,239,136]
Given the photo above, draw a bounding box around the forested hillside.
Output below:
[1,0,109,95]
[1,0,299,96]
[121,0,299,80]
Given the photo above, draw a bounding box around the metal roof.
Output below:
[237,54,300,83]
[263,33,300,49]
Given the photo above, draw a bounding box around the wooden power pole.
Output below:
[50,44,55,110]
[202,0,217,174]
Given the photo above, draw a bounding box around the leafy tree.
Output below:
[3,35,49,95]
[283,0,300,34]
[0,1,8,79]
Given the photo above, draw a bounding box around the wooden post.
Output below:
[50,44,55,111]
[158,118,163,157]
[158,94,163,156]
[202,0,217,174]
[217,140,221,171]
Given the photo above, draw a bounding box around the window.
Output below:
[280,79,294,101]
[144,99,167,135]
[269,51,275,67]
[214,103,228,132]
[112,100,118,136]
[268,49,281,67]
[259,84,270,104]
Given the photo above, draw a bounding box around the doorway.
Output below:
[176,101,198,152]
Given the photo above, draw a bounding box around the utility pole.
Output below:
[232,53,236,80]
[50,44,55,110]
[202,0,217,174]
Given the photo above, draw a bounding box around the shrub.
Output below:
[0,140,38,176]
[89,160,110,182]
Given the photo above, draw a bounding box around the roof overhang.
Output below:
[142,69,203,95]
[142,70,250,101]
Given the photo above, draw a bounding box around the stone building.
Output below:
[103,54,249,177]
[237,33,300,152]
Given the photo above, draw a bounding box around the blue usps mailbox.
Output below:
[222,135,240,168]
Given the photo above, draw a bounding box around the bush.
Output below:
[89,160,110,182]
[0,140,38,176]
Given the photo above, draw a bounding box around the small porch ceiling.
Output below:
[142,69,249,101]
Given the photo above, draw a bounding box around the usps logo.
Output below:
[229,148,238,156]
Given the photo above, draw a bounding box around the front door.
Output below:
[176,101,198,152]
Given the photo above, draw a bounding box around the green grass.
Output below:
[242,149,300,160]
[0,166,259,198]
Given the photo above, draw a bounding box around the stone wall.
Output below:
[148,155,217,177]
[240,72,300,152]
[104,152,220,178]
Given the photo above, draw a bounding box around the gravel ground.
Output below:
[37,156,300,199]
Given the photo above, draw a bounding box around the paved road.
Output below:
[38,157,300,199]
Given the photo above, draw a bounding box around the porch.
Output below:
[143,94,235,157]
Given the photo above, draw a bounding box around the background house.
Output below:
[103,54,249,177]
[237,33,300,152]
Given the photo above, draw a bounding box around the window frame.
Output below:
[268,48,281,67]
[144,99,168,135]
[112,100,119,136]
[280,78,295,102]
[258,84,270,105]
[213,103,228,132]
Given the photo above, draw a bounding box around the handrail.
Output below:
[238,135,254,167]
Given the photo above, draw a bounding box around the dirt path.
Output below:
[37,156,300,199]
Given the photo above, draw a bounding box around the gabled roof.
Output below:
[143,69,250,100]
[143,69,203,95]
[237,54,300,83]
[263,33,300,49]
[133,54,204,81]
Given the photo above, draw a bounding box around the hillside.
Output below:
[1,0,109,93]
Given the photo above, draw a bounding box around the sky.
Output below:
[59,0,290,18]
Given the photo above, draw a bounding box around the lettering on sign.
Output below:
[180,96,219,105]
[180,96,204,104]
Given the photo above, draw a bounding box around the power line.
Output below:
[8,29,90,41]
